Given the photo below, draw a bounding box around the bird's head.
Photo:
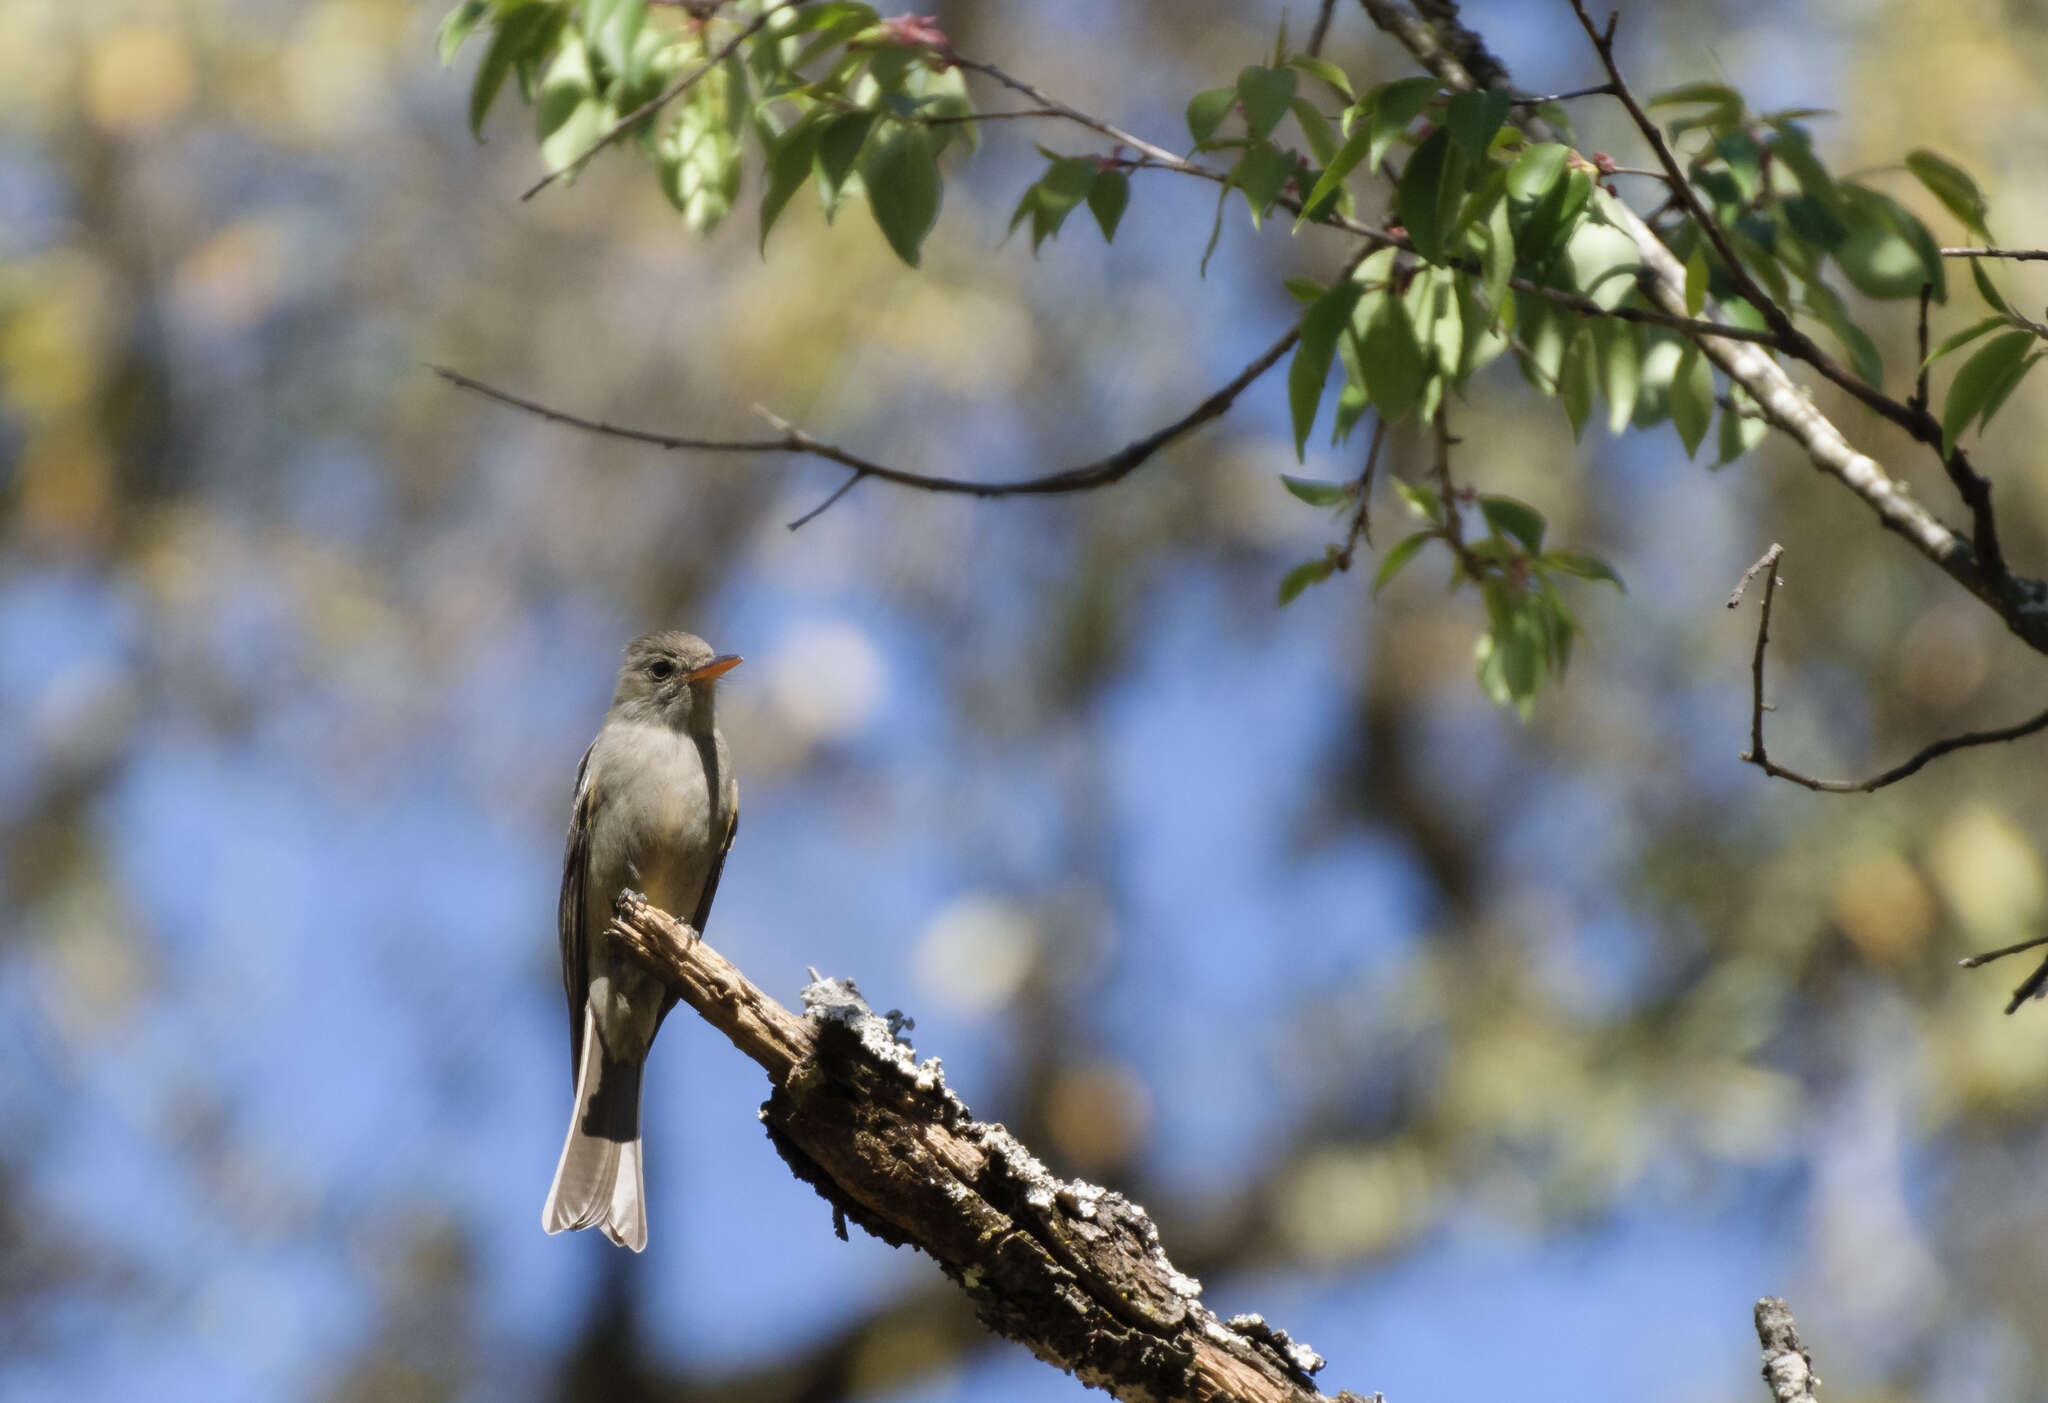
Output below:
[611,630,741,732]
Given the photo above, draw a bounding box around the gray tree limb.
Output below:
[607,892,1370,1403]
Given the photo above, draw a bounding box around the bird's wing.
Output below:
[690,803,738,939]
[559,742,596,1077]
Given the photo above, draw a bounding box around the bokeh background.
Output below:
[8,1,2048,1400]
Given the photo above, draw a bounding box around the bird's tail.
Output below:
[542,1002,648,1251]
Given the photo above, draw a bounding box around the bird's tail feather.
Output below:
[542,1002,649,1251]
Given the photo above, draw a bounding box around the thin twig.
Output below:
[1565,4,1799,351]
[1512,82,1617,105]
[1958,934,2048,1014]
[1958,934,2048,969]
[1911,283,1933,418]
[1941,246,2048,262]
[1734,544,2048,792]
[432,323,1299,522]
[919,107,1064,125]
[1562,1,1967,452]
[1725,546,1779,608]
[521,1,795,201]
[1306,0,1341,57]
[1334,417,1387,569]
[785,469,864,528]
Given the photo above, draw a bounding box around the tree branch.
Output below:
[1956,933,2048,1014]
[1732,544,2048,792]
[1941,246,2048,261]
[1355,0,2048,655]
[431,323,1298,526]
[1754,1298,1819,1403]
[605,892,1367,1403]
[520,1,799,202]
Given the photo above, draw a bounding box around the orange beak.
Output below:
[682,653,742,682]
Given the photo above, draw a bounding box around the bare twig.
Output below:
[919,106,1064,125]
[1512,82,1617,105]
[1754,1298,1819,1403]
[1334,418,1387,570]
[1942,246,2048,261]
[1956,933,2048,1014]
[1734,545,2048,792]
[1725,546,1780,609]
[1307,0,1342,57]
[606,893,1350,1403]
[432,322,1299,523]
[521,1,796,201]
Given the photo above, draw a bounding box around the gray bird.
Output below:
[543,631,741,1251]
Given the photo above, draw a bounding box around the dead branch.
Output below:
[606,892,1369,1403]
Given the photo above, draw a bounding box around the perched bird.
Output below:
[543,631,741,1251]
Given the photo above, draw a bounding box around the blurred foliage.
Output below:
[7,2,2048,1403]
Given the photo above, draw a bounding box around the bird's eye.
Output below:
[648,659,676,681]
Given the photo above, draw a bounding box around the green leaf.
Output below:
[1373,530,1434,593]
[587,0,646,84]
[1541,551,1624,589]
[1396,127,1464,261]
[859,119,941,266]
[1298,120,1372,227]
[1942,329,2035,454]
[1357,76,1438,171]
[1480,194,1515,314]
[537,37,604,174]
[1480,495,1545,552]
[1563,214,1642,311]
[1289,283,1365,458]
[1684,242,1709,317]
[1286,54,1354,102]
[815,109,879,215]
[1969,257,2011,316]
[1290,98,1338,166]
[438,0,489,65]
[1923,314,2010,368]
[1558,329,1594,440]
[1506,142,1570,203]
[1233,142,1294,227]
[759,113,824,251]
[1906,148,1990,237]
[1360,294,1426,421]
[1394,480,1443,522]
[469,4,562,139]
[1281,474,1356,507]
[1444,88,1511,163]
[1516,166,1592,262]
[1779,195,1848,252]
[1978,351,2041,434]
[1278,556,1336,605]
[1010,155,1099,251]
[1647,80,1742,109]
[1591,318,1642,434]
[1087,168,1129,242]
[1284,275,1325,304]
[1236,65,1298,141]
[1186,87,1237,148]
[1835,184,1946,301]
[1765,121,1835,201]
[1670,342,1712,458]
[783,2,879,35]
[1800,277,1883,385]
[1515,292,1569,393]
[1646,81,1742,132]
